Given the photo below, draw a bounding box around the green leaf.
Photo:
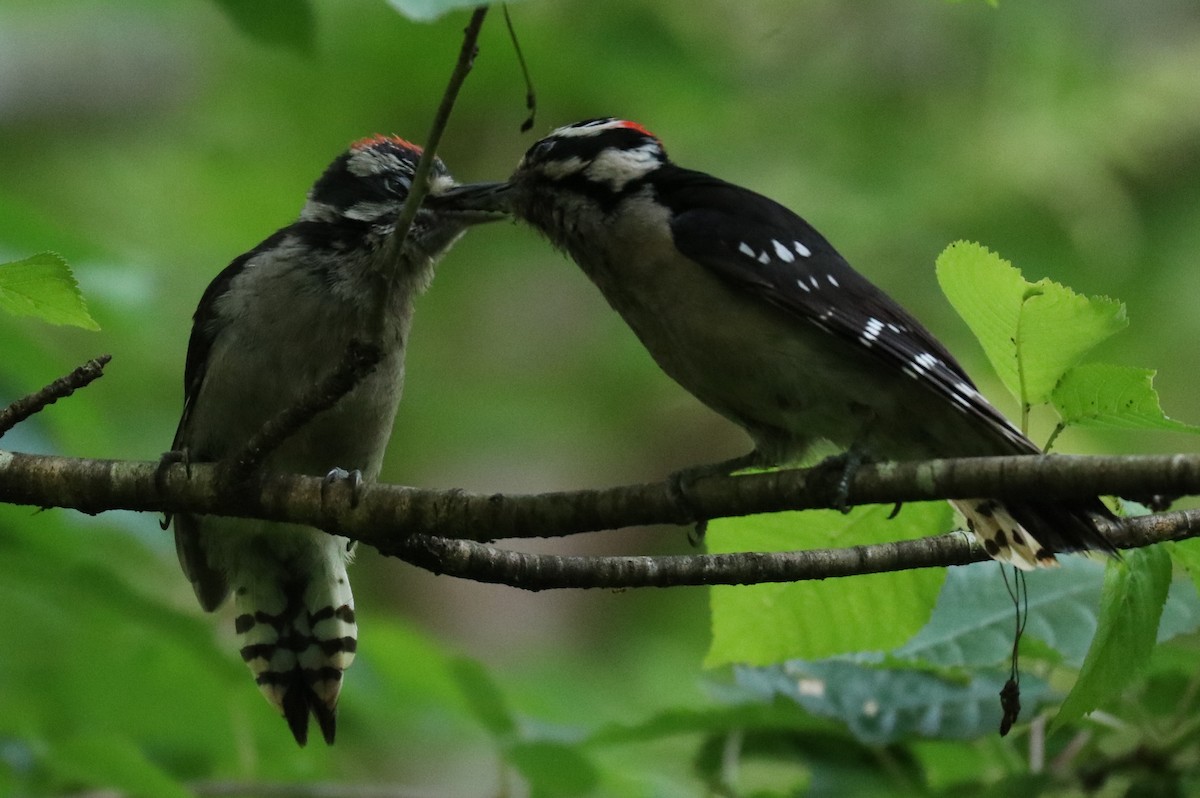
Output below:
[706,503,949,666]
[49,734,190,798]
[894,557,1104,669]
[734,660,1050,745]
[508,740,600,798]
[588,703,829,747]
[1052,363,1200,433]
[447,655,517,739]
[385,0,501,22]
[1053,546,1172,727]
[209,0,315,54]
[935,241,1126,406]
[0,252,100,330]
[1168,539,1200,600]
[1157,576,1200,643]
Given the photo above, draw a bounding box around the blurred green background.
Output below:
[2,0,1199,794]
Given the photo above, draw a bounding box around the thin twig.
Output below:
[224,8,489,481]
[224,341,382,482]
[373,7,489,336]
[502,4,536,132]
[0,354,111,439]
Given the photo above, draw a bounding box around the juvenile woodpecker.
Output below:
[169,135,493,745]
[442,118,1114,568]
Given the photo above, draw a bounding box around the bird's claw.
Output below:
[322,467,364,509]
[668,452,761,546]
[666,470,707,545]
[816,449,865,514]
[156,448,191,530]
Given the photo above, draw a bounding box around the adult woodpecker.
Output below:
[441,117,1114,568]
[168,135,495,745]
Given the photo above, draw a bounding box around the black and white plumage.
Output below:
[170,135,489,745]
[444,118,1114,568]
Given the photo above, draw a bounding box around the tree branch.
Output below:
[3,449,1200,588]
[387,508,1200,591]
[0,354,111,439]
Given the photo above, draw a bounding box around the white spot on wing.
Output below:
[907,351,940,377]
[772,239,795,263]
[827,274,840,287]
[797,278,810,292]
[794,241,812,257]
[915,352,939,369]
[757,251,770,265]
[860,317,884,348]
[738,242,756,258]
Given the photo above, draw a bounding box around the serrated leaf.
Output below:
[936,241,1125,406]
[386,0,503,22]
[706,503,949,666]
[209,0,315,54]
[894,558,1105,669]
[0,252,100,330]
[1053,546,1171,728]
[1052,363,1200,433]
[734,660,1050,745]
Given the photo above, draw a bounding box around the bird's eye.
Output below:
[528,139,555,163]
[384,174,411,196]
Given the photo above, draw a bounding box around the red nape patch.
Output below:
[350,133,422,153]
[615,120,656,138]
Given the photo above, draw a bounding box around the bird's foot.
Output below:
[813,449,868,514]
[322,467,364,509]
[156,448,191,530]
[668,452,762,546]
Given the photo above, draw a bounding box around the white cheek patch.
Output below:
[541,155,587,180]
[584,143,662,191]
[344,201,396,221]
[425,174,459,197]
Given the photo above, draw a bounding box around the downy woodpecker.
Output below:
[168,135,494,745]
[441,118,1114,569]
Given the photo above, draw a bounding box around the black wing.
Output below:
[659,165,1032,454]
[169,233,283,612]
[170,228,292,451]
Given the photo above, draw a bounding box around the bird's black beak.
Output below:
[426,181,514,223]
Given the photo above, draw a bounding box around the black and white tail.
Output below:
[954,498,1116,571]
[234,549,357,746]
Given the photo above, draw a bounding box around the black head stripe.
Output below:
[308,138,442,215]
[521,119,666,173]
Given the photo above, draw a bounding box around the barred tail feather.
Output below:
[234,560,357,746]
[954,498,1116,571]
